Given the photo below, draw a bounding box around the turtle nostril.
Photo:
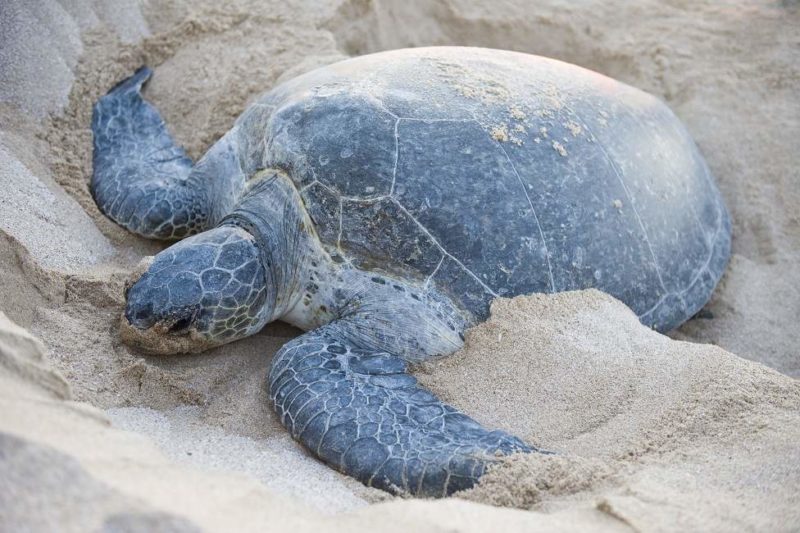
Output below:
[125,301,155,329]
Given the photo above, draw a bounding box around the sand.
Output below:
[419,291,800,530]
[1,0,798,531]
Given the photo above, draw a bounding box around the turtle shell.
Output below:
[238,47,730,331]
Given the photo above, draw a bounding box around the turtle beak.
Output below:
[119,296,211,355]
[116,225,268,354]
[118,255,211,354]
[123,296,199,335]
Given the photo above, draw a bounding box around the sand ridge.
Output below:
[419,291,800,529]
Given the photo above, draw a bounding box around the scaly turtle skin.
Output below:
[91,47,731,497]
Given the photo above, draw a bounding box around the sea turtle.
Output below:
[91,47,731,497]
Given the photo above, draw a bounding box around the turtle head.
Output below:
[120,226,271,354]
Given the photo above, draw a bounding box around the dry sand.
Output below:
[1,0,798,531]
[419,290,800,530]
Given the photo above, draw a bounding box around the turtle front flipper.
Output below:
[91,67,244,240]
[269,322,538,497]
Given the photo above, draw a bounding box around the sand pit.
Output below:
[1,0,798,531]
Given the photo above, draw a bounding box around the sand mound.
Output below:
[3,291,798,531]
[417,290,800,529]
[0,310,620,531]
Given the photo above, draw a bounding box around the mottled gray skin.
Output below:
[92,67,245,239]
[122,226,269,344]
[91,48,731,497]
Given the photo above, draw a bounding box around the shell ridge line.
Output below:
[398,117,476,123]
[605,99,695,311]
[390,117,400,196]
[574,105,669,296]
[660,108,725,244]
[425,255,446,290]
[300,179,320,193]
[496,141,556,293]
[337,196,344,250]
[637,210,724,320]
[617,102,717,311]
[392,199,498,297]
[355,63,400,119]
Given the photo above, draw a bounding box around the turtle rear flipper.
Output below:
[91,67,243,240]
[269,322,542,497]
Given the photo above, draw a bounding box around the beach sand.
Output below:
[1,0,798,531]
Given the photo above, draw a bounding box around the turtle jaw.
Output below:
[119,311,220,355]
[118,254,220,355]
[121,284,220,355]
[117,226,272,355]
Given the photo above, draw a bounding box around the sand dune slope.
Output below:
[3,291,799,531]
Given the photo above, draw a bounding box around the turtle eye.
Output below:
[165,307,198,334]
[168,316,193,334]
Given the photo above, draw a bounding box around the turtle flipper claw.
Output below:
[269,323,539,497]
[91,67,206,239]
